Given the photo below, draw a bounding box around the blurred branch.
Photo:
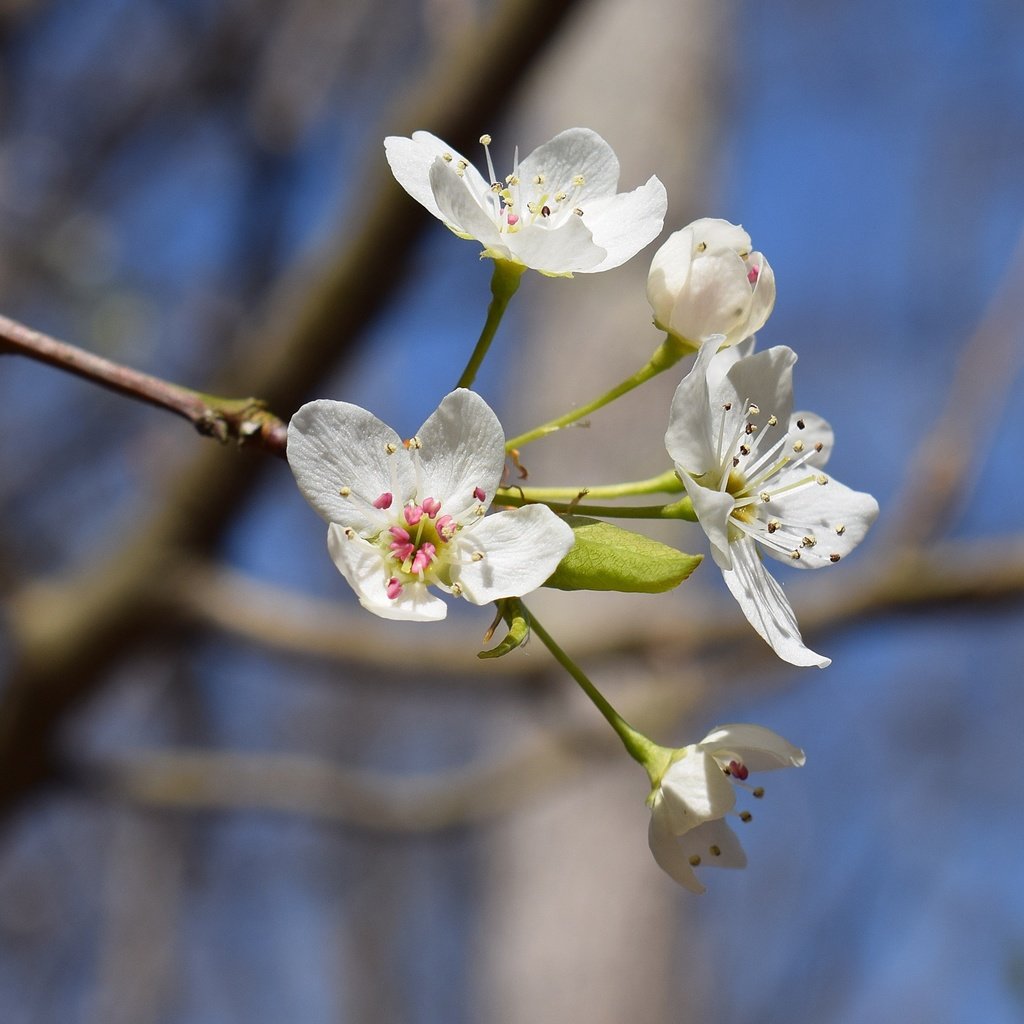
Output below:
[0,313,289,455]
[90,665,709,833]
[168,533,1024,677]
[0,0,594,822]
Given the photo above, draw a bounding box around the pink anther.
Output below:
[404,504,424,526]
[436,514,456,541]
[473,486,486,502]
[747,264,760,285]
[388,526,410,543]
[421,496,442,518]
[385,577,403,600]
[373,492,393,509]
[506,213,519,227]
[410,542,436,575]
[727,760,749,781]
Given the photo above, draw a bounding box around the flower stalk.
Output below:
[456,260,525,389]
[522,602,666,783]
[504,334,688,451]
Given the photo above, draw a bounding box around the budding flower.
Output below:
[646,218,776,349]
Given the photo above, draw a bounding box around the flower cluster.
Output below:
[285,125,878,893]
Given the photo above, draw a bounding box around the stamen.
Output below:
[829,553,841,563]
[373,492,393,509]
[739,811,753,823]
[767,519,780,533]
[727,760,749,780]
[471,551,484,562]
[404,504,424,526]
[421,497,441,518]
[801,535,816,547]
[473,486,487,502]
[792,440,805,452]
[410,542,436,575]
[385,442,398,454]
[386,578,403,600]
[789,549,801,560]
[436,514,456,541]
[747,264,760,285]
[767,415,778,427]
[338,486,351,497]
[688,854,702,867]
[747,404,760,416]
[709,845,722,857]
[835,524,846,535]
[752,787,765,799]
[796,419,806,430]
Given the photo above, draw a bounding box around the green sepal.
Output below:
[477,598,531,659]
[543,517,702,593]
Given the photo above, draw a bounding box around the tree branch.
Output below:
[0,313,289,455]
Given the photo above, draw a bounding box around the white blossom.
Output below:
[648,724,805,892]
[647,218,775,347]
[665,339,879,666]
[384,128,667,276]
[287,389,574,621]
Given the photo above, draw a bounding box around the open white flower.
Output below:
[647,218,775,347]
[665,339,879,666]
[287,389,575,621]
[648,723,805,893]
[384,128,667,276]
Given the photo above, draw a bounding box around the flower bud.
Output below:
[646,218,775,348]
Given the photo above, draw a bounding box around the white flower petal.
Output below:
[384,132,489,222]
[664,338,724,474]
[762,475,879,569]
[648,793,706,893]
[679,469,736,569]
[428,158,506,251]
[670,248,754,343]
[507,216,606,275]
[581,175,668,272]
[721,536,830,668]
[327,524,447,622]
[724,345,797,429]
[451,505,574,604]
[660,749,736,829]
[517,127,620,202]
[647,226,695,328]
[674,818,747,871]
[745,252,776,336]
[287,400,415,533]
[699,724,806,771]
[415,389,506,516]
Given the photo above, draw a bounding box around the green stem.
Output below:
[455,260,526,389]
[523,602,661,777]
[504,334,690,451]
[498,468,684,503]
[496,491,697,522]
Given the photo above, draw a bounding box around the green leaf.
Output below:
[543,517,702,593]
[478,598,531,659]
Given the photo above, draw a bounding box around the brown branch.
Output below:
[0,313,289,456]
[165,534,1024,679]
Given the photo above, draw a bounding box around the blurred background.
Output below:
[1,0,1023,1021]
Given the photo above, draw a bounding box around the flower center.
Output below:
[469,133,587,234]
[714,402,845,563]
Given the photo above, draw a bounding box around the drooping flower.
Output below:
[665,339,879,666]
[646,218,775,348]
[287,389,575,621]
[384,128,667,276]
[648,723,805,893]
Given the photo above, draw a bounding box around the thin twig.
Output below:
[0,313,289,456]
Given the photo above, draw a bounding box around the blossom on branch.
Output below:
[648,723,805,892]
[384,128,667,276]
[287,389,575,621]
[665,339,879,666]
[647,218,775,348]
